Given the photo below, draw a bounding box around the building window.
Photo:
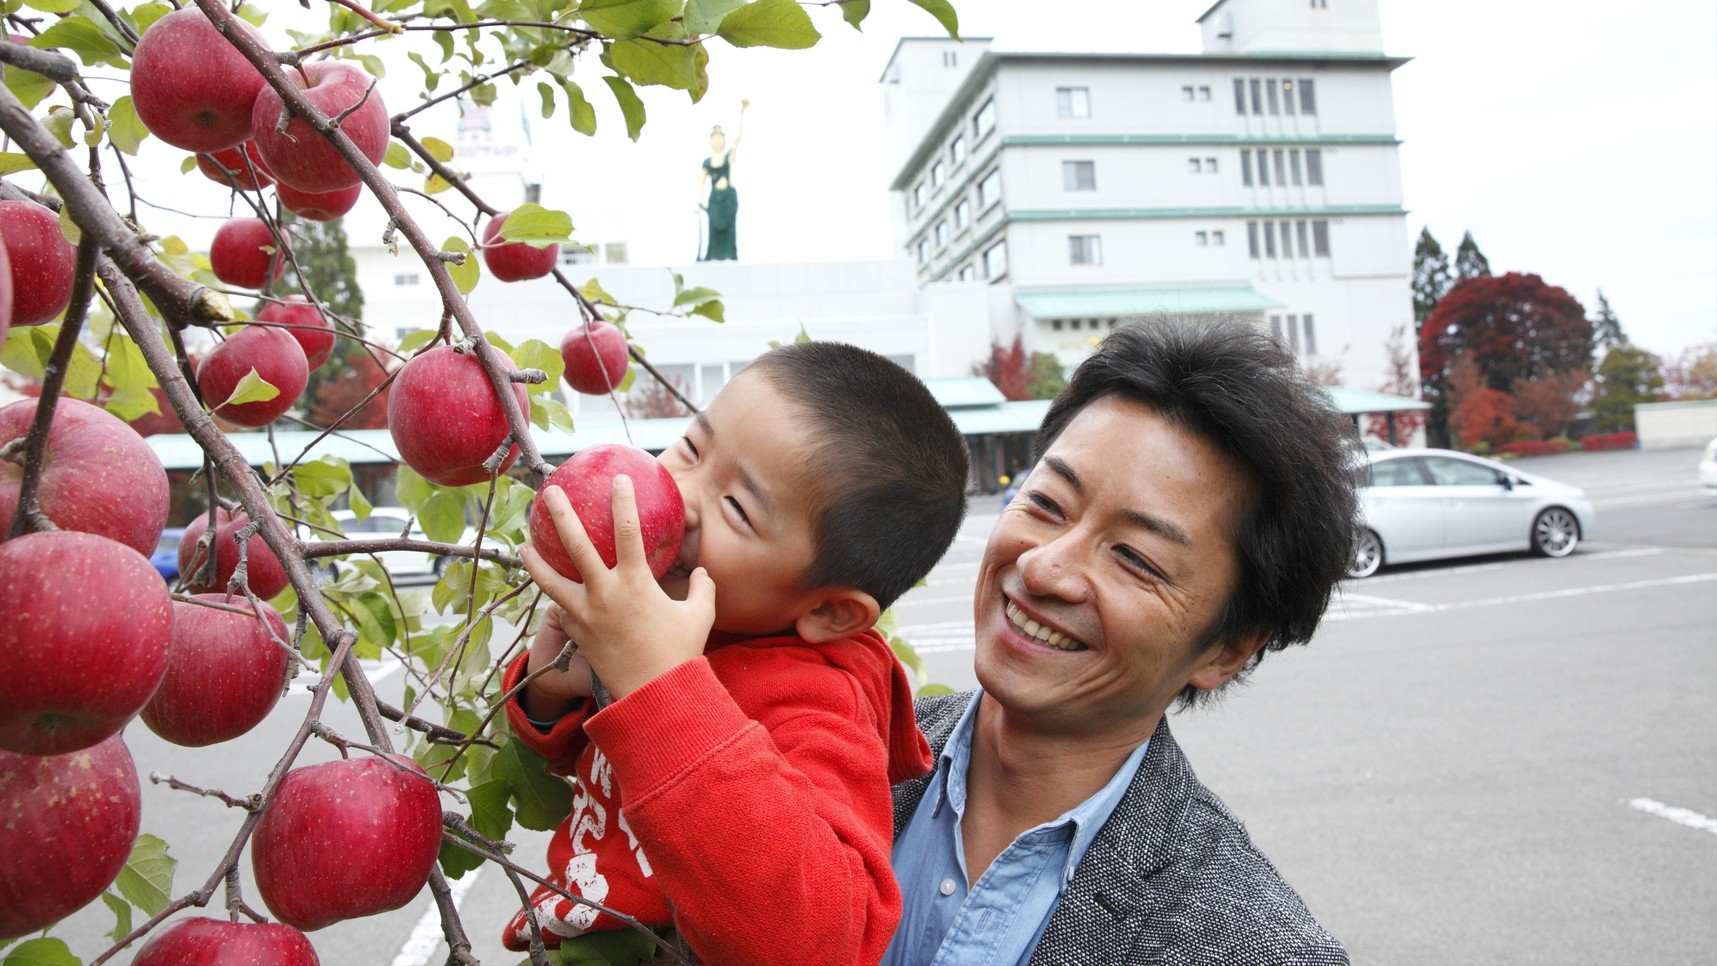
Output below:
[954,198,972,230]
[1188,157,1202,174]
[1241,149,1253,186]
[560,247,595,266]
[1181,85,1195,101]
[1056,87,1091,118]
[1195,231,1209,246]
[1310,0,1327,8]
[1062,160,1096,191]
[983,240,1008,279]
[1296,220,1309,257]
[934,220,949,250]
[1312,219,1331,256]
[1306,148,1324,185]
[1258,149,1270,186]
[1273,149,1286,186]
[1198,85,1211,100]
[1247,220,1259,257]
[931,161,946,188]
[1290,149,1303,186]
[1270,314,1281,341]
[913,182,926,209]
[958,263,977,282]
[393,273,419,286]
[950,135,966,167]
[604,242,628,264]
[916,238,929,265]
[1264,221,1277,258]
[1069,234,1102,265]
[977,167,1003,209]
[1280,220,1295,257]
[1212,229,1226,246]
[1052,318,1064,331]
[1233,78,1246,115]
[1266,77,1279,114]
[1299,78,1317,114]
[1303,314,1318,353]
[973,97,996,139]
[943,49,958,67]
[1249,78,1263,114]
[1287,314,1301,352]
[1205,156,1218,172]
[1282,79,1297,116]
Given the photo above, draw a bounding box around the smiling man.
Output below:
[886,320,1359,966]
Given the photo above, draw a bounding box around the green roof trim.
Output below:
[1017,287,1284,318]
[1324,387,1429,413]
[923,376,1008,408]
[1006,133,1400,147]
[1008,204,1406,222]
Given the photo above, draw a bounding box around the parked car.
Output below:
[304,507,476,580]
[1700,437,1717,496]
[1348,448,1598,578]
[150,526,186,582]
[999,465,1032,511]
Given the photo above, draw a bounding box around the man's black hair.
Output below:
[746,341,969,610]
[1035,319,1361,707]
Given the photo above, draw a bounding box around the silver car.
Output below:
[1349,449,1598,578]
[1700,437,1717,496]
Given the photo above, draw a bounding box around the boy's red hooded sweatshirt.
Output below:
[501,628,933,965]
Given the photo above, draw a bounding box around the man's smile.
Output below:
[1004,597,1088,652]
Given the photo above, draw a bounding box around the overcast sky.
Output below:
[116,0,1717,361]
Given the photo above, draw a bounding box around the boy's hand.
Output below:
[520,603,594,723]
[521,476,716,701]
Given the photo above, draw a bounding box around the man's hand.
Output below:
[521,476,716,701]
[519,603,594,723]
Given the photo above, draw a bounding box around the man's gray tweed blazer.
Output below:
[892,693,1349,966]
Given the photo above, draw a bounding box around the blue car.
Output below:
[151,526,186,582]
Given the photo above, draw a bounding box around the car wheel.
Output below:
[1532,507,1580,558]
[1348,528,1383,578]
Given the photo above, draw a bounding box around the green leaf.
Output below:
[42,108,76,149]
[114,833,176,917]
[906,0,959,38]
[496,204,574,247]
[536,80,556,120]
[534,395,575,434]
[685,0,745,34]
[602,75,646,141]
[443,236,480,294]
[841,0,870,30]
[716,0,821,49]
[0,938,80,966]
[438,833,487,880]
[105,95,149,156]
[407,50,441,93]
[917,682,955,697]
[419,490,468,544]
[610,37,701,93]
[672,285,721,309]
[691,300,725,323]
[421,135,456,163]
[397,329,439,353]
[556,80,598,137]
[131,2,174,33]
[395,465,434,513]
[510,339,564,394]
[295,457,356,499]
[178,155,198,175]
[3,63,56,110]
[466,778,515,841]
[25,0,83,12]
[30,14,125,67]
[495,738,574,831]
[99,335,160,422]
[0,152,35,176]
[216,367,281,409]
[579,0,679,41]
[100,891,133,945]
[349,482,373,518]
[545,930,659,966]
[354,52,387,79]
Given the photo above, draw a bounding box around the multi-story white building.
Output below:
[886,0,1415,389]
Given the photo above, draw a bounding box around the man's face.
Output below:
[973,394,1258,740]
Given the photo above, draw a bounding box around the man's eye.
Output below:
[1115,545,1161,579]
[1026,491,1060,515]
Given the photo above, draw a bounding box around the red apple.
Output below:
[209,217,284,290]
[0,396,171,556]
[0,735,141,940]
[197,141,273,190]
[128,386,186,436]
[480,211,560,282]
[388,344,528,486]
[0,233,11,343]
[178,507,290,600]
[528,443,685,583]
[197,324,309,427]
[129,7,267,152]
[252,755,443,931]
[252,61,388,194]
[0,531,172,756]
[259,295,336,369]
[0,199,78,325]
[276,181,362,222]
[142,594,291,747]
[134,917,320,966]
[559,321,631,395]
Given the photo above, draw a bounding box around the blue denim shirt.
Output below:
[881,691,1151,966]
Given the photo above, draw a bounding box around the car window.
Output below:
[1424,457,1503,487]
[1370,458,1428,487]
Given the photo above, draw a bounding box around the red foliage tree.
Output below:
[1510,369,1590,440]
[1365,324,1427,443]
[975,336,1033,401]
[301,350,393,429]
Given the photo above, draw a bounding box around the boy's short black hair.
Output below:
[745,342,969,610]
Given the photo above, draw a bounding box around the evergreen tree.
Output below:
[1454,230,1492,281]
[1591,289,1626,354]
[267,214,370,428]
[1594,344,1664,432]
[1410,227,1452,334]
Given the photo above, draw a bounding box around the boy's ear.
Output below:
[793,589,881,645]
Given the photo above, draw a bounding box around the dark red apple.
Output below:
[0,735,142,940]
[252,61,389,193]
[0,531,172,756]
[528,443,685,583]
[209,217,284,291]
[142,594,291,747]
[0,198,77,325]
[559,321,631,395]
[0,396,170,556]
[197,324,309,427]
[480,211,560,282]
[134,917,320,966]
[197,141,273,190]
[276,181,362,222]
[252,755,444,931]
[0,232,11,343]
[388,344,528,486]
[179,507,290,600]
[258,295,336,369]
[128,386,186,436]
[129,7,267,152]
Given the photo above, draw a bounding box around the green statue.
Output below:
[698,99,747,261]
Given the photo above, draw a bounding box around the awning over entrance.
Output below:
[1324,387,1430,415]
[1015,286,1285,319]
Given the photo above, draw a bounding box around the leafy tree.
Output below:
[1364,324,1426,444]
[1411,227,1452,333]
[1663,342,1717,400]
[624,374,694,419]
[1510,369,1589,440]
[1418,273,1591,447]
[270,213,363,323]
[1027,350,1066,400]
[975,336,1033,400]
[1454,230,1492,281]
[1590,289,1626,357]
[1594,344,1665,432]
[301,347,393,430]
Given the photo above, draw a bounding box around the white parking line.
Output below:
[391,868,483,966]
[1326,572,1717,621]
[1625,798,1717,836]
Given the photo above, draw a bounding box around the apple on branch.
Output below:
[133,917,321,966]
[528,443,686,583]
[259,294,337,369]
[252,755,445,931]
[0,198,78,326]
[197,141,273,191]
[0,396,171,556]
[178,506,290,601]
[0,232,11,343]
[481,209,561,282]
[387,343,528,486]
[128,6,267,153]
[252,61,390,194]
[142,594,292,748]
[0,735,142,940]
[209,216,285,291]
[276,180,363,222]
[197,324,309,428]
[0,531,173,756]
[560,320,632,395]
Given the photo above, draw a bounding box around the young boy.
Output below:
[502,341,970,965]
